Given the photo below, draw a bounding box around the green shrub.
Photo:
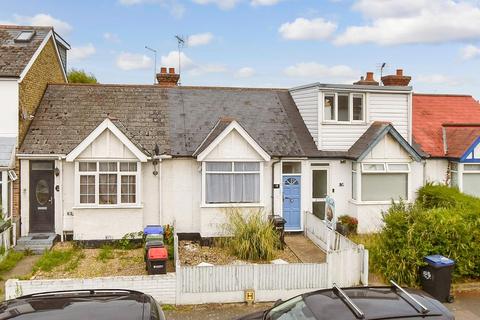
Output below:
[417,183,480,211]
[97,245,115,262]
[371,199,480,286]
[222,209,280,261]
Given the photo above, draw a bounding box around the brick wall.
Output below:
[13,37,66,232]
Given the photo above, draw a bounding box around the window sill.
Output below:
[201,203,265,208]
[349,199,410,206]
[73,204,144,210]
[322,122,367,125]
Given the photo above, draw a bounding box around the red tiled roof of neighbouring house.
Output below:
[444,124,480,158]
[413,94,480,157]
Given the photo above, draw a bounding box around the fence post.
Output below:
[326,252,333,288]
[361,246,369,286]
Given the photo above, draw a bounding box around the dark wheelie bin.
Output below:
[146,247,168,275]
[420,255,455,303]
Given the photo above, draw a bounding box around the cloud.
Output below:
[104,32,120,43]
[118,0,185,18]
[279,18,337,40]
[116,52,152,71]
[251,0,280,6]
[335,0,480,45]
[1,13,72,35]
[284,62,356,81]
[235,67,255,78]
[160,51,195,71]
[187,32,214,47]
[192,0,241,10]
[416,73,460,86]
[160,50,227,76]
[70,44,96,61]
[461,44,480,60]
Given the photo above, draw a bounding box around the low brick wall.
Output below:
[5,274,176,304]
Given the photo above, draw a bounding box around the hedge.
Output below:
[370,185,480,286]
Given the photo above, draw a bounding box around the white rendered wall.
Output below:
[424,159,448,185]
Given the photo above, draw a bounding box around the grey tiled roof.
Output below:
[20,84,321,158]
[0,137,16,168]
[0,25,51,77]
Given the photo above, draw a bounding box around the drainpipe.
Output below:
[153,155,172,226]
[271,158,281,217]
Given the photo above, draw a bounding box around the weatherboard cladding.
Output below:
[0,25,51,77]
[20,84,321,158]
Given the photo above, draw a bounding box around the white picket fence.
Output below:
[0,224,14,263]
[174,213,368,304]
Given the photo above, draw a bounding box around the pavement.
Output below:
[446,291,480,320]
[0,255,40,301]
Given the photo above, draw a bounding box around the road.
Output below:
[165,292,480,319]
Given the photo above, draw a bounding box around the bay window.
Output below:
[462,164,480,197]
[352,162,409,202]
[204,161,261,204]
[77,161,139,206]
[323,92,365,123]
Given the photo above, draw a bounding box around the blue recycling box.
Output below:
[420,255,455,303]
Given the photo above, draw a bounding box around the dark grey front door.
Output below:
[29,161,55,233]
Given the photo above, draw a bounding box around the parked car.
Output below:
[0,289,165,320]
[237,282,454,320]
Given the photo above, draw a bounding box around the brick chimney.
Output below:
[381,69,411,86]
[156,67,180,87]
[354,72,379,86]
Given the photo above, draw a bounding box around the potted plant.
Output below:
[336,215,358,236]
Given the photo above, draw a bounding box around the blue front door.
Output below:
[283,175,301,230]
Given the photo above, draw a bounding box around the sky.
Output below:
[2,0,480,98]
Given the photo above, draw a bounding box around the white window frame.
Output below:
[322,92,366,124]
[74,161,142,208]
[351,162,410,204]
[201,161,264,208]
[460,163,480,196]
[0,171,11,219]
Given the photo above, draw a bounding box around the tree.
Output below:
[67,68,98,84]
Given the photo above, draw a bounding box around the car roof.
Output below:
[303,286,451,320]
[0,289,153,320]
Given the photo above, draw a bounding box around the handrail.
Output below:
[333,284,365,319]
[390,280,430,314]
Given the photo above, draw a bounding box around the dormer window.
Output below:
[15,30,35,42]
[323,92,365,123]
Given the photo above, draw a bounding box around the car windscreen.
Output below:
[265,296,316,320]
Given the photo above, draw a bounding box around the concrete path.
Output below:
[284,234,326,263]
[0,255,40,300]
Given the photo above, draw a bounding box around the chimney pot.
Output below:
[381,68,411,86]
[354,72,379,86]
[156,66,180,87]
